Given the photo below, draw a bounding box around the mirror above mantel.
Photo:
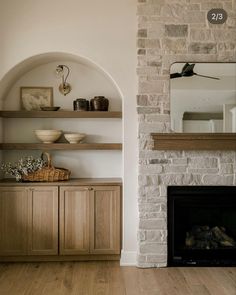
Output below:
[151,62,236,150]
[170,62,236,133]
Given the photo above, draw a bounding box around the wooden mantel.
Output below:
[151,133,236,150]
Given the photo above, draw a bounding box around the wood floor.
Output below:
[0,262,235,295]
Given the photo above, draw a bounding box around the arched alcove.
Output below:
[0,52,123,104]
[0,52,123,179]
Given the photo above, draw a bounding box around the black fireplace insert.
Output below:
[168,186,236,266]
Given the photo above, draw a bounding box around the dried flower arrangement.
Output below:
[1,156,45,181]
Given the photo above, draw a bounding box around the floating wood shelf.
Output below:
[151,133,236,150]
[0,143,122,151]
[0,111,122,118]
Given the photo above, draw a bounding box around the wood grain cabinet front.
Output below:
[59,186,90,255]
[0,186,58,256]
[90,186,121,254]
[59,186,121,255]
[0,182,121,260]
[0,187,29,256]
[28,186,58,255]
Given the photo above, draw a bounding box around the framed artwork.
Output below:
[20,87,53,111]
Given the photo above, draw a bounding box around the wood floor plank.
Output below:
[0,262,236,295]
[210,268,236,295]
[179,267,211,295]
[166,268,192,295]
[153,268,180,295]
[222,268,236,286]
[108,262,126,295]
[191,268,230,295]
[122,266,161,295]
[122,266,142,295]
[71,262,96,295]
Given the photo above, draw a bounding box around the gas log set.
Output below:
[185,225,236,250]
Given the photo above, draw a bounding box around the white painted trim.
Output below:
[120,250,137,266]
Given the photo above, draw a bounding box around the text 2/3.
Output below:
[207,8,227,24]
[211,13,223,21]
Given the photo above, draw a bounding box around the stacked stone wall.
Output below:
[137,0,236,267]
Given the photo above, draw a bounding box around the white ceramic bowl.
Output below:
[64,133,86,144]
[34,130,62,143]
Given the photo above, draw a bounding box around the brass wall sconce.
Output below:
[55,64,71,96]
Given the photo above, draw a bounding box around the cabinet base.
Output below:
[0,254,120,262]
[0,255,120,263]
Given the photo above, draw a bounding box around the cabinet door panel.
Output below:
[28,187,58,255]
[0,187,29,256]
[90,186,121,254]
[60,187,90,255]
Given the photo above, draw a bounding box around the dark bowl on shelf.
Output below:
[40,107,60,111]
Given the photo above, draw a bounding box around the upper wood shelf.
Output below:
[0,111,122,118]
[0,143,122,151]
[151,133,236,150]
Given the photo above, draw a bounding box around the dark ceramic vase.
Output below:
[90,96,109,111]
[73,98,89,111]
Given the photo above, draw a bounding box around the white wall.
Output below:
[0,0,138,264]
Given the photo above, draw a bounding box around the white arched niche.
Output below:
[0,52,123,179]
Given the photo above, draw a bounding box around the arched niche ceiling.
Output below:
[0,52,123,104]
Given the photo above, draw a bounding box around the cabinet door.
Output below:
[0,187,29,256]
[60,187,90,255]
[28,186,58,255]
[90,186,121,254]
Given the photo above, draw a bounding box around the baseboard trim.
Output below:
[120,250,137,266]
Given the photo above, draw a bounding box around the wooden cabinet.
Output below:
[90,186,121,254]
[0,186,58,256]
[0,187,29,256]
[0,180,121,260]
[60,187,90,255]
[59,185,121,255]
[28,186,58,255]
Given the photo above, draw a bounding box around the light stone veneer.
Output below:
[137,0,236,267]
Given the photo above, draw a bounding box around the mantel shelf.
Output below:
[0,143,122,151]
[0,111,122,118]
[151,133,236,150]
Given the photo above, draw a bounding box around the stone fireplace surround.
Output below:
[137,0,236,267]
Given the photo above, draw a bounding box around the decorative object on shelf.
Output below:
[64,133,86,144]
[1,155,45,181]
[34,129,62,143]
[21,152,70,182]
[73,98,89,111]
[40,106,60,111]
[55,64,71,96]
[90,96,109,111]
[20,87,53,111]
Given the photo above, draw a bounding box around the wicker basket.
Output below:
[22,152,71,182]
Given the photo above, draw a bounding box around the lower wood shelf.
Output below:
[0,143,122,150]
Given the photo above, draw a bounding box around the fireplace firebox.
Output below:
[168,186,236,266]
